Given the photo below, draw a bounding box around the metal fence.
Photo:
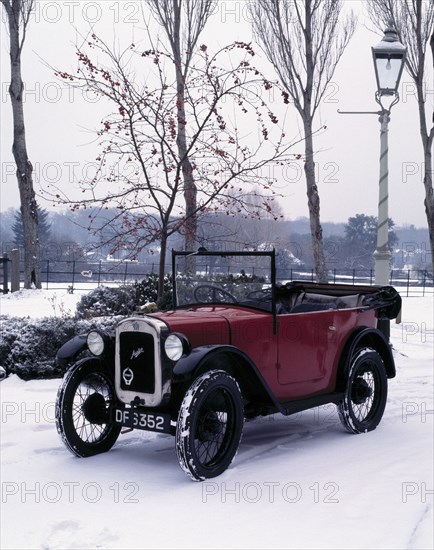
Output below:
[9,260,430,297]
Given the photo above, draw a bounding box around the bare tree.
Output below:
[1,0,41,288]
[53,36,294,297]
[144,0,217,253]
[367,0,434,277]
[250,0,356,282]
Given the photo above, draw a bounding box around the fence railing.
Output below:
[8,260,431,297]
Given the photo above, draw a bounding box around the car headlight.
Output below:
[165,333,189,361]
[87,331,105,356]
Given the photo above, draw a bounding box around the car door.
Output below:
[276,309,346,398]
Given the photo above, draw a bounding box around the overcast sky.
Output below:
[1,0,433,228]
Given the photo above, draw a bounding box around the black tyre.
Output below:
[176,370,244,481]
[338,347,388,434]
[56,360,121,457]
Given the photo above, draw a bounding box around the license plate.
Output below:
[112,408,171,433]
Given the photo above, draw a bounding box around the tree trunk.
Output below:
[158,229,168,300]
[303,120,328,283]
[303,1,328,283]
[176,75,197,255]
[417,29,434,277]
[171,3,197,256]
[425,30,434,276]
[6,1,41,289]
[422,137,434,276]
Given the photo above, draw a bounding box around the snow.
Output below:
[1,289,433,549]
[0,288,89,319]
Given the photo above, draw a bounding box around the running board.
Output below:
[278,392,344,416]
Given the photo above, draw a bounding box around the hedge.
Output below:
[0,315,119,380]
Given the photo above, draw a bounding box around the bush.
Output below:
[75,275,174,319]
[0,315,118,380]
[0,316,26,374]
[133,274,173,310]
[75,285,137,319]
[0,274,174,380]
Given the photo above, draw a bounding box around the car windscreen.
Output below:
[173,251,274,312]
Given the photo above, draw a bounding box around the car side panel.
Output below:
[157,305,379,403]
[226,312,278,394]
[275,308,377,400]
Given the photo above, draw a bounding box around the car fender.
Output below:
[336,326,396,391]
[172,344,277,407]
[59,356,115,390]
[56,334,88,366]
[65,355,109,373]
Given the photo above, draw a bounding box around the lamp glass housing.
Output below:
[372,27,406,97]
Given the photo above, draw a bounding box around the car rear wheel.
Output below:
[338,347,388,434]
[56,360,121,457]
[176,370,244,481]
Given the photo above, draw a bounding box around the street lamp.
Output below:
[372,24,407,98]
[371,22,406,285]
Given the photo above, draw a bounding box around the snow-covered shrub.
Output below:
[0,275,174,380]
[75,285,137,319]
[0,315,118,380]
[0,316,27,374]
[133,274,173,311]
[75,276,174,318]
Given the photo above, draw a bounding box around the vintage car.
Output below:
[55,250,401,481]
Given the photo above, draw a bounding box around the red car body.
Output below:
[158,305,378,401]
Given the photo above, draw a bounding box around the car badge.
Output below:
[122,368,134,386]
[131,347,144,360]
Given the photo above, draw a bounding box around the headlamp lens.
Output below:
[87,331,105,356]
[165,334,184,361]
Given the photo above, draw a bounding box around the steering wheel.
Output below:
[193,284,238,304]
[246,288,272,301]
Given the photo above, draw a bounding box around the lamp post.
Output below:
[371,22,406,285]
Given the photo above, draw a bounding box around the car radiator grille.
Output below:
[119,332,155,393]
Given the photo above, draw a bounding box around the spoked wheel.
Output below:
[176,370,244,481]
[56,361,122,457]
[338,347,388,434]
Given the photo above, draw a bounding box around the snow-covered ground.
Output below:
[0,289,433,550]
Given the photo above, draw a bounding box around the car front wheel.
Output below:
[338,347,388,434]
[176,370,244,481]
[56,360,121,457]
